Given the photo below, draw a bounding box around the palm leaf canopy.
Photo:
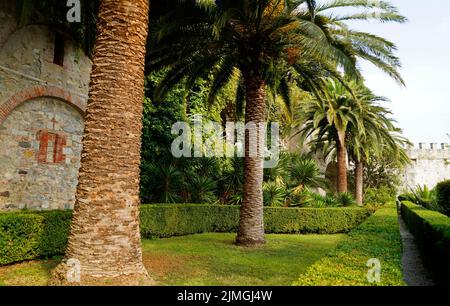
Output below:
[148,0,405,112]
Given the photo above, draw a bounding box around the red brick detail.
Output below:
[0,86,86,125]
[53,134,67,163]
[37,131,52,163]
[36,131,67,164]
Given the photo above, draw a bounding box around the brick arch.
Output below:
[0,86,87,125]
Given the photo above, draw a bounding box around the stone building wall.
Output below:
[401,143,450,190]
[0,11,91,211]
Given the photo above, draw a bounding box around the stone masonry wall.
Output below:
[0,11,91,211]
[401,144,450,190]
[0,98,84,210]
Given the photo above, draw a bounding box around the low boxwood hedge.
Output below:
[0,204,371,266]
[401,201,450,285]
[294,202,405,286]
[0,210,72,265]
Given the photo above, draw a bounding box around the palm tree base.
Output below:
[49,261,155,286]
[235,236,266,247]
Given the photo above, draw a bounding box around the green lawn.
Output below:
[0,233,344,286]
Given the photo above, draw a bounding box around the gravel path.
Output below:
[398,216,434,286]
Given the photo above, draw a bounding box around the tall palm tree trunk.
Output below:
[236,70,266,246]
[355,160,364,206]
[50,0,151,285]
[336,132,348,193]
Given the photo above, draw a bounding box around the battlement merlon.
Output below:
[406,143,450,159]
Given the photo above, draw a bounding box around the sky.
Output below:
[345,0,450,146]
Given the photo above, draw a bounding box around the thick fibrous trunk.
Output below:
[355,160,364,206]
[50,0,151,285]
[336,133,348,193]
[236,70,266,246]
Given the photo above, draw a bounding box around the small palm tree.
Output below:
[288,154,327,193]
[145,163,184,203]
[150,0,405,246]
[186,176,218,203]
[263,181,287,206]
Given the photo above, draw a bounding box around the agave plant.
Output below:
[263,181,287,207]
[288,154,327,193]
[335,192,356,207]
[289,188,339,208]
[186,176,218,203]
[405,184,436,206]
[144,163,184,203]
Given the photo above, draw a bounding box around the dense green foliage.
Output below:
[140,71,231,204]
[294,202,405,286]
[0,205,371,265]
[363,187,397,206]
[436,180,450,216]
[399,181,450,214]
[401,201,450,285]
[0,211,72,265]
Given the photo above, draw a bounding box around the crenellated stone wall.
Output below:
[0,11,91,211]
[401,143,450,190]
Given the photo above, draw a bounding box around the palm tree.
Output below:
[149,0,405,246]
[300,79,363,193]
[347,89,410,204]
[301,81,409,204]
[51,0,151,285]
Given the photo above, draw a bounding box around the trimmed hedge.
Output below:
[141,204,371,238]
[0,204,371,266]
[294,202,405,286]
[436,180,450,216]
[401,201,450,285]
[0,210,72,265]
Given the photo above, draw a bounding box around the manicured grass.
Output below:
[294,202,405,286]
[0,233,344,286]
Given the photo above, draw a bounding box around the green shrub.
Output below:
[140,204,370,237]
[0,210,71,265]
[335,192,356,207]
[401,201,450,285]
[139,204,240,238]
[263,181,287,207]
[435,180,450,216]
[294,202,405,286]
[264,207,370,234]
[364,187,397,205]
[0,205,371,265]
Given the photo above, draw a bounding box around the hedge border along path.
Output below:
[0,205,371,266]
[294,202,405,286]
[401,201,450,285]
[397,216,434,286]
